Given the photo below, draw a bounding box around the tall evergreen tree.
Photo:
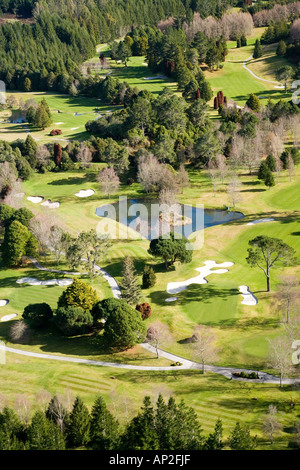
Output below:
[120,256,141,305]
[67,397,90,448]
[89,396,119,450]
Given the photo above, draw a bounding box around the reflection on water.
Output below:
[96,198,244,240]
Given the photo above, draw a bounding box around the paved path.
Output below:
[26,257,121,299]
[243,54,284,87]
[11,259,298,384]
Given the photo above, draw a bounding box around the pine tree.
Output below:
[121,396,159,450]
[246,93,260,112]
[258,161,269,181]
[253,39,262,59]
[203,419,224,450]
[2,220,30,267]
[89,396,119,450]
[264,170,275,189]
[120,257,141,305]
[276,40,286,57]
[28,411,65,450]
[67,397,90,448]
[229,422,257,450]
[142,265,156,289]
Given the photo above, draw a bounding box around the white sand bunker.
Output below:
[0,300,9,307]
[70,127,80,130]
[75,189,95,198]
[239,286,258,306]
[17,277,73,287]
[55,122,65,125]
[167,261,234,295]
[247,218,275,226]
[27,196,44,204]
[144,75,167,80]
[41,199,60,209]
[165,297,178,303]
[1,314,17,322]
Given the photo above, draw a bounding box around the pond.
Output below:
[96,198,244,240]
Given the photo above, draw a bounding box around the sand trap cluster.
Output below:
[167,261,234,295]
[17,277,73,287]
[239,286,258,306]
[27,196,44,204]
[0,300,9,307]
[247,218,275,226]
[1,314,17,322]
[75,189,95,198]
[41,199,61,209]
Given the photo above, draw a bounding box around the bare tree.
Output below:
[97,166,120,198]
[215,154,228,185]
[262,405,282,444]
[227,175,242,209]
[36,389,52,411]
[147,322,172,359]
[176,165,190,194]
[9,320,31,344]
[208,158,219,196]
[15,395,31,425]
[275,276,300,324]
[191,326,218,374]
[287,155,295,182]
[267,336,294,388]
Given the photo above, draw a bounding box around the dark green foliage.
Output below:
[276,40,287,57]
[142,265,157,289]
[28,410,65,450]
[103,300,147,350]
[149,232,193,269]
[258,161,269,181]
[0,407,25,450]
[0,204,15,227]
[264,170,275,188]
[266,154,276,172]
[246,93,260,112]
[121,395,204,450]
[203,419,224,450]
[2,220,31,267]
[55,306,93,336]
[89,396,119,450]
[228,422,257,450]
[253,39,262,59]
[23,303,53,328]
[120,257,141,306]
[247,236,297,292]
[66,397,90,448]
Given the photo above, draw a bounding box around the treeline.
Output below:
[0,392,258,450]
[0,0,187,91]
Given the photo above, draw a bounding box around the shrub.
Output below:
[55,306,93,336]
[23,303,53,328]
[58,278,99,312]
[103,300,147,350]
[142,265,156,289]
[136,303,152,321]
[50,129,62,136]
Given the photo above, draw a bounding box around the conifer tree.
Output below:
[67,397,90,448]
[120,256,141,305]
[89,396,119,450]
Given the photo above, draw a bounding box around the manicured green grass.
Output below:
[0,91,121,143]
[0,353,299,449]
[206,28,292,107]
